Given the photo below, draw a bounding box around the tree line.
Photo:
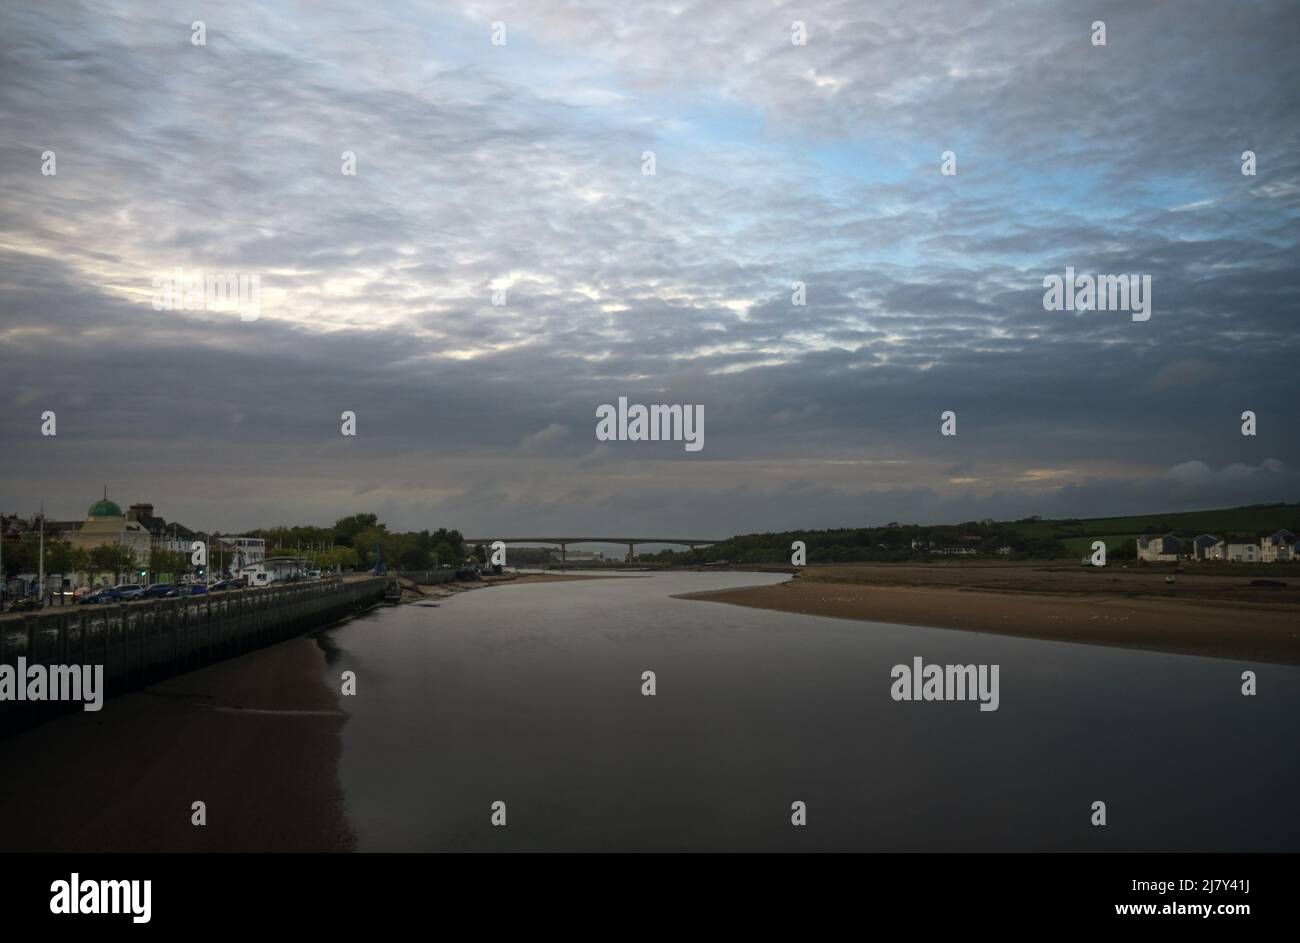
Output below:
[639,520,1069,565]
[248,513,469,571]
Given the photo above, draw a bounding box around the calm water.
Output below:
[320,572,1300,852]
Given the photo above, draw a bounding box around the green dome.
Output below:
[87,498,122,518]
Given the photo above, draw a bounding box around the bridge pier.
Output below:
[627,542,635,563]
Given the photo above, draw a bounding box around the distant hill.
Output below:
[640,503,1300,565]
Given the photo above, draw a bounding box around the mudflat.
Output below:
[0,635,352,852]
[682,563,1300,665]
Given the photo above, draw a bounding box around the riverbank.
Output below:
[0,634,352,852]
[0,573,619,850]
[681,564,1300,665]
[398,570,619,603]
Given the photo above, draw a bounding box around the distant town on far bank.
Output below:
[638,502,1300,566]
[3,493,1299,602]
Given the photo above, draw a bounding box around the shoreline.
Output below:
[0,572,610,851]
[679,570,1300,665]
[395,570,621,603]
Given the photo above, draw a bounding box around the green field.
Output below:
[1017,503,1300,549]
[1059,534,1136,557]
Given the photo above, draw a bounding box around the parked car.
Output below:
[142,583,178,598]
[83,587,122,604]
[207,578,244,592]
[189,583,207,595]
[307,569,322,580]
[76,587,117,603]
[114,584,145,600]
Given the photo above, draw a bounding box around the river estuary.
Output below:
[320,572,1300,852]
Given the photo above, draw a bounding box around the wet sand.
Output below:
[682,565,1300,665]
[0,635,352,852]
[0,573,622,851]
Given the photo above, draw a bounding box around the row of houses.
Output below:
[1137,529,1298,563]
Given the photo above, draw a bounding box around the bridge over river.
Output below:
[462,536,723,564]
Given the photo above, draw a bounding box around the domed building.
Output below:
[86,497,122,518]
[70,489,151,576]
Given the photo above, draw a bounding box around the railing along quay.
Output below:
[0,577,387,737]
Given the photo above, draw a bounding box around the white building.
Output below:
[1226,543,1260,563]
[1261,530,1296,562]
[237,555,308,585]
[1190,534,1221,560]
[220,536,266,570]
[1137,533,1180,562]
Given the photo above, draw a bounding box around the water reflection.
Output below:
[322,572,1300,852]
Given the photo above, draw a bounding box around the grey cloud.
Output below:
[1,0,1297,536]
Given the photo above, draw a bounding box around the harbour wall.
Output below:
[0,577,387,737]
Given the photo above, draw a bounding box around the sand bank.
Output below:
[682,566,1300,665]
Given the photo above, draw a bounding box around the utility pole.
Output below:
[38,502,46,606]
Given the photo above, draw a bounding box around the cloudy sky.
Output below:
[2,0,1298,538]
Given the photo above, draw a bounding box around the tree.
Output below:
[1111,539,1137,561]
[352,526,397,570]
[2,539,30,579]
[399,543,430,570]
[148,547,189,582]
[89,544,137,583]
[45,539,75,578]
[318,546,360,572]
[333,513,380,547]
[431,528,464,558]
[69,546,90,582]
